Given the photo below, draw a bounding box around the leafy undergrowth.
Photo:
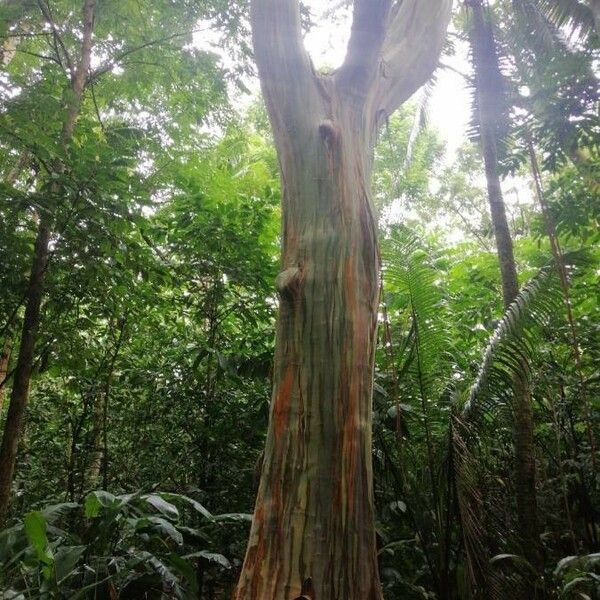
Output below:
[0,490,250,599]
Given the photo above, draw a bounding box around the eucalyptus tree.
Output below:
[233,2,452,599]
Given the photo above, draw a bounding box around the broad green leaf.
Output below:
[143,494,179,521]
[54,545,86,584]
[24,511,53,567]
[134,516,183,546]
[182,550,231,569]
[84,491,119,518]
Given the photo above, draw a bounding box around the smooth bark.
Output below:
[0,0,26,67]
[234,2,452,598]
[0,0,96,524]
[469,0,540,568]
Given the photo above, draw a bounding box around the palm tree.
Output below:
[466,0,541,569]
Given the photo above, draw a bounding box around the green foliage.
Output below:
[554,553,600,598]
[373,104,445,220]
[463,262,562,419]
[0,2,598,599]
[0,490,244,598]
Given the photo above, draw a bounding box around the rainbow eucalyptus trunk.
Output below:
[234,1,452,598]
[469,0,540,568]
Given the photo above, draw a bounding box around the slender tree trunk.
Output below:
[0,221,51,522]
[527,137,597,473]
[0,0,96,524]
[86,393,105,490]
[86,316,126,491]
[469,0,540,568]
[0,322,14,412]
[0,155,30,414]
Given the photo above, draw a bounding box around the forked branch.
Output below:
[250,0,318,119]
[251,0,452,132]
[336,0,392,100]
[378,0,453,114]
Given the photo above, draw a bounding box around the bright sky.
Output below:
[194,5,530,238]
[302,2,472,161]
[196,5,472,161]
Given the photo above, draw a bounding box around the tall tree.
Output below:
[0,0,97,523]
[0,0,235,522]
[233,2,452,599]
[467,0,541,568]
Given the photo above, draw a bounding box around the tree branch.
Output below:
[0,32,53,39]
[87,27,207,84]
[37,0,74,74]
[336,0,392,101]
[90,84,105,133]
[250,0,318,121]
[377,0,453,115]
[15,47,62,65]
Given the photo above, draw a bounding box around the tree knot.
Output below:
[292,577,315,600]
[318,119,340,147]
[275,266,303,302]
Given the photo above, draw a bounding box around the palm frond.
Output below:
[534,0,597,40]
[451,415,505,599]
[463,262,565,420]
[511,0,573,56]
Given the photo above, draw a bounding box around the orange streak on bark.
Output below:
[271,365,295,567]
[274,366,294,441]
[249,504,266,600]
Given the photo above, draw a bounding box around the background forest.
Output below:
[0,0,598,598]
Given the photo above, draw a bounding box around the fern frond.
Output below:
[382,226,454,406]
[463,263,564,420]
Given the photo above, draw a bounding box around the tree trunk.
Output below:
[86,316,126,491]
[0,0,96,524]
[0,220,51,521]
[235,86,382,600]
[469,0,540,568]
[0,0,27,67]
[0,322,14,413]
[234,1,452,598]
[527,136,596,473]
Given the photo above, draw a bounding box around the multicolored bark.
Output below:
[235,1,452,598]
